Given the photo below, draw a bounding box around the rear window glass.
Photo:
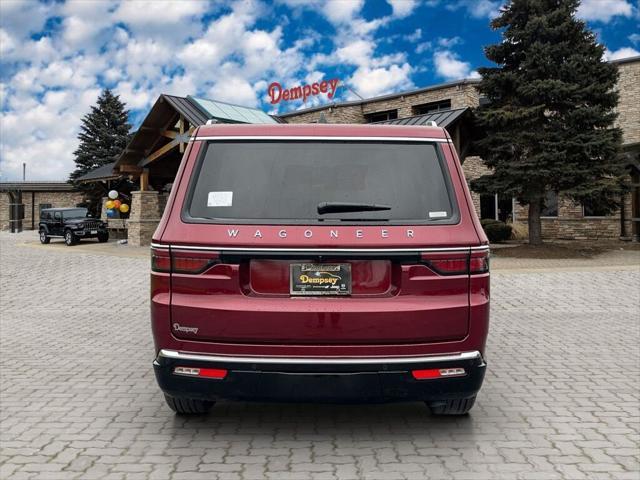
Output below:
[186,141,458,224]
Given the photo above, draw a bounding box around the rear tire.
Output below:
[163,394,214,415]
[428,396,476,415]
[64,230,77,246]
[39,229,50,244]
[97,232,109,243]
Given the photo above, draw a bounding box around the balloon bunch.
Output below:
[105,190,130,218]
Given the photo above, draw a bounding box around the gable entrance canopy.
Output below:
[114,94,277,191]
[374,107,475,161]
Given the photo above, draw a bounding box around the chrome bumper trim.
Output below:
[157,349,482,365]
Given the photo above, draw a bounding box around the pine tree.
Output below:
[472,0,624,245]
[70,89,132,181]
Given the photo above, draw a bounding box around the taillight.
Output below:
[151,247,220,274]
[172,255,218,274]
[421,250,489,276]
[151,249,171,273]
[470,252,490,274]
[428,258,468,275]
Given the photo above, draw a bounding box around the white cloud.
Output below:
[416,42,432,54]
[387,0,418,18]
[433,50,476,80]
[0,0,53,38]
[444,0,502,19]
[349,63,413,98]
[437,36,463,48]
[60,0,116,50]
[114,0,209,26]
[404,28,422,42]
[604,46,640,60]
[629,33,640,45]
[322,0,365,24]
[577,0,634,23]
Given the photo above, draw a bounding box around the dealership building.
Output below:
[2,56,638,244]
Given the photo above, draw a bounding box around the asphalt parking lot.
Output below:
[1,232,639,480]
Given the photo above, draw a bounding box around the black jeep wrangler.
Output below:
[39,208,109,246]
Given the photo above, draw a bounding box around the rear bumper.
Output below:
[153,349,486,403]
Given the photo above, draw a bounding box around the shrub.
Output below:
[509,221,528,241]
[481,219,512,243]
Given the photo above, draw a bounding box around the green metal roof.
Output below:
[188,96,277,124]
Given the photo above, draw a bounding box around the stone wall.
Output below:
[511,195,626,240]
[0,193,10,230]
[461,156,491,214]
[0,191,84,231]
[283,82,480,124]
[127,191,162,247]
[360,83,479,118]
[615,58,640,146]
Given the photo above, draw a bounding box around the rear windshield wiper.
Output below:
[317,202,392,215]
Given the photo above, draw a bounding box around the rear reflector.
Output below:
[174,366,227,379]
[412,367,466,380]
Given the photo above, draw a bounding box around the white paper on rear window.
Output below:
[207,191,233,207]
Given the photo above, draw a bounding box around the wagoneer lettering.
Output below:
[226,228,420,239]
[151,123,490,416]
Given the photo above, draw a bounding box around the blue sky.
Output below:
[1,0,639,180]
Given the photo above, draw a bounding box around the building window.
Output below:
[541,191,558,217]
[412,99,451,115]
[480,194,495,220]
[480,194,514,222]
[583,197,610,217]
[364,109,398,123]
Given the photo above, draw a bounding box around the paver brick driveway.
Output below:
[1,232,639,480]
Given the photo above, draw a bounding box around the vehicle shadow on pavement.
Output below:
[165,401,475,434]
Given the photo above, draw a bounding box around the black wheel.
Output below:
[97,232,109,243]
[428,396,476,415]
[39,229,50,244]
[164,394,214,415]
[64,230,77,246]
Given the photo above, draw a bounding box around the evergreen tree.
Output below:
[472,0,623,245]
[70,89,131,181]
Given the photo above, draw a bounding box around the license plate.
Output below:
[91,230,97,234]
[290,263,351,296]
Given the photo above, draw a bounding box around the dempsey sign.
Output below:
[268,78,340,104]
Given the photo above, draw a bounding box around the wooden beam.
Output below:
[179,115,185,153]
[161,130,178,139]
[118,165,143,174]
[140,139,179,167]
[140,169,149,191]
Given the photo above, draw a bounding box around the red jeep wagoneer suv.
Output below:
[151,124,490,415]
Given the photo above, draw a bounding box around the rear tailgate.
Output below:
[165,246,481,344]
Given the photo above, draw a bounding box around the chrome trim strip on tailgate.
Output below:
[150,243,490,253]
[157,349,481,365]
